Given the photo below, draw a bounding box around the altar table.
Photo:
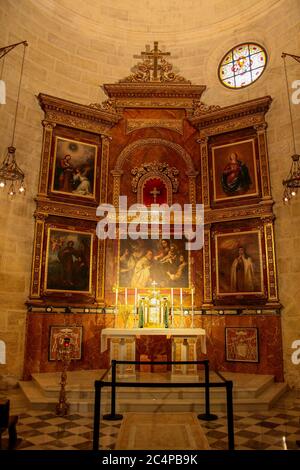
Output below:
[101,328,206,379]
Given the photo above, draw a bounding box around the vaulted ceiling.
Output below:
[33,0,282,39]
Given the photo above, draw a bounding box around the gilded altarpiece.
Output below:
[24,44,283,381]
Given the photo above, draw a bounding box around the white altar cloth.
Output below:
[101,328,206,354]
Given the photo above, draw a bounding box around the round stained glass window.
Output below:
[218,43,267,89]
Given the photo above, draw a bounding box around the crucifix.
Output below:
[150,186,160,203]
[151,280,158,291]
[136,41,170,81]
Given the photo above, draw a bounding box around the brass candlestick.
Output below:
[55,337,74,416]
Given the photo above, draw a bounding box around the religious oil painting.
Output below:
[212,139,258,202]
[215,230,263,296]
[225,327,259,363]
[51,136,97,198]
[119,238,190,288]
[45,228,93,293]
[49,326,83,361]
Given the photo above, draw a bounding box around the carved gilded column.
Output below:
[186,170,198,205]
[198,135,210,207]
[172,338,183,375]
[254,123,271,199]
[171,337,198,378]
[38,121,56,195]
[187,338,198,375]
[111,170,123,207]
[30,214,46,298]
[110,337,136,377]
[264,219,279,302]
[100,135,111,204]
[96,238,105,305]
[203,225,213,306]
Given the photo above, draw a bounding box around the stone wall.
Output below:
[0,0,299,385]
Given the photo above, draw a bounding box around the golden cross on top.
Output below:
[136,41,170,81]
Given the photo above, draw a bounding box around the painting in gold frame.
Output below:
[44,228,93,294]
[118,237,190,288]
[215,230,264,296]
[212,139,259,202]
[51,136,97,199]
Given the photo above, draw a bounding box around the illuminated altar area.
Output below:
[23,41,283,388]
[113,283,195,330]
[101,283,203,378]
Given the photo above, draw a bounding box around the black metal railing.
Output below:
[93,359,234,451]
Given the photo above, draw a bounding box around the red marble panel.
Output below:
[194,314,284,382]
[24,312,283,382]
[139,354,151,373]
[23,312,114,379]
[152,355,168,373]
[136,336,171,372]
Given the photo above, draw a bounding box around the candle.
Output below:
[114,287,119,328]
[191,287,194,328]
[179,288,183,328]
[125,288,128,306]
[282,436,287,451]
[134,288,137,308]
[171,288,174,327]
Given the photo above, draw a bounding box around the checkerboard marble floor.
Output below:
[1,392,300,450]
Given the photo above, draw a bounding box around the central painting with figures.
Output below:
[118,238,190,288]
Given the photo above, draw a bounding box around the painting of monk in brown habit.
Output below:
[45,228,92,293]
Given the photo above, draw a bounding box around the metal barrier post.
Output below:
[226,380,235,450]
[103,360,123,421]
[198,360,218,421]
[93,381,101,451]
